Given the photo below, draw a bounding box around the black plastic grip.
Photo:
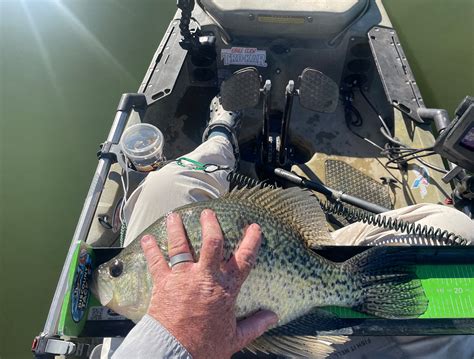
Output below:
[116,93,147,112]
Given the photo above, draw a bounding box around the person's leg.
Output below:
[123,92,241,246]
[123,135,234,246]
[331,203,474,246]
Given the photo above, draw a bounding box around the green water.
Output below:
[0,0,473,358]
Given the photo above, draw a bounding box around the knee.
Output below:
[140,165,184,196]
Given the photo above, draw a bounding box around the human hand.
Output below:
[140,209,278,359]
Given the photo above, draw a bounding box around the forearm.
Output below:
[112,314,192,359]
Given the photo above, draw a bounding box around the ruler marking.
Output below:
[468,294,473,315]
[465,265,472,315]
[456,266,462,317]
[448,271,455,317]
[441,273,448,317]
[449,270,455,317]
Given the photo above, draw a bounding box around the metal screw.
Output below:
[275,68,282,74]
[307,16,313,23]
[248,14,255,21]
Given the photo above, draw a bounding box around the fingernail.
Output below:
[167,212,178,223]
[262,311,279,327]
[141,235,153,245]
[269,313,279,325]
[250,223,261,233]
[201,209,214,218]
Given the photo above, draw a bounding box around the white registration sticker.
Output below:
[221,47,267,67]
[411,165,430,198]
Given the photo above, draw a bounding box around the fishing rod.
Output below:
[271,167,391,214]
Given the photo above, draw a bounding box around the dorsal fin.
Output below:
[223,186,332,245]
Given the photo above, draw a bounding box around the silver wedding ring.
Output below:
[169,252,194,267]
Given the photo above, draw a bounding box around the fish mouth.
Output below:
[90,269,114,306]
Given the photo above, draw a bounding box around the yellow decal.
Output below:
[257,15,306,25]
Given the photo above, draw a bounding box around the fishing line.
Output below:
[344,105,386,152]
[119,157,130,225]
[359,88,394,139]
[350,87,448,174]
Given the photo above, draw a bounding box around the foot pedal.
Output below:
[220,67,261,111]
[325,160,393,220]
[298,68,339,113]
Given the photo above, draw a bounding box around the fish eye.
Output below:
[109,259,124,278]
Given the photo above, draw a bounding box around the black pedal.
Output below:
[220,67,261,111]
[298,68,339,113]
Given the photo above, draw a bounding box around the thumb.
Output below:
[234,310,278,351]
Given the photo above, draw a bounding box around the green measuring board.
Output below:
[58,242,95,336]
[418,264,474,318]
[325,264,474,319]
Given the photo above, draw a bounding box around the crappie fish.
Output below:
[92,186,427,357]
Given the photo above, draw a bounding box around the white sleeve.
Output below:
[112,314,192,359]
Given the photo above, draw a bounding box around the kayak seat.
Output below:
[198,0,369,40]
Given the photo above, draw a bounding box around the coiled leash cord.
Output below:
[319,200,467,246]
[226,171,468,246]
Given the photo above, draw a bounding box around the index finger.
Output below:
[225,223,262,287]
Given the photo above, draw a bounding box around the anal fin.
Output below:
[242,309,352,358]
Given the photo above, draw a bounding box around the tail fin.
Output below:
[343,247,428,319]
